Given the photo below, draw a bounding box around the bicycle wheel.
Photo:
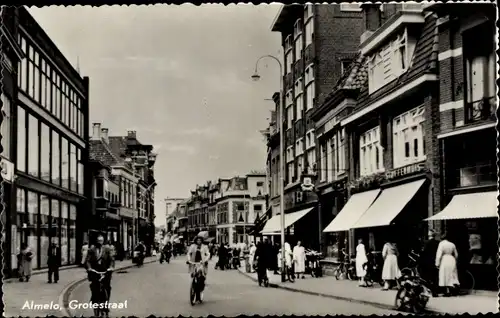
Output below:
[460,270,475,295]
[190,283,197,306]
[334,266,343,280]
[394,288,408,311]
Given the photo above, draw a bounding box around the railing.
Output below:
[455,163,496,188]
[466,96,497,124]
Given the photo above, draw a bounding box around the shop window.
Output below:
[40,123,50,182]
[27,191,39,269]
[61,137,69,189]
[51,130,60,185]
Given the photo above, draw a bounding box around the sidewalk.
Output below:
[3,256,157,317]
[237,268,498,314]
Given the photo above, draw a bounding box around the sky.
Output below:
[28,4,282,226]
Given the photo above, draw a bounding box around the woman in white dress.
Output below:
[355,238,368,287]
[381,241,401,290]
[435,234,460,296]
[293,241,306,279]
[249,243,257,272]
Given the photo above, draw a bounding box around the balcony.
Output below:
[465,96,496,124]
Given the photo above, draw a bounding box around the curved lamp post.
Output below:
[251,55,286,283]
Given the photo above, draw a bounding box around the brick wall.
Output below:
[315,5,364,107]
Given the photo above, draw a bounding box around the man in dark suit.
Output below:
[47,242,61,283]
[420,230,440,296]
[86,234,115,303]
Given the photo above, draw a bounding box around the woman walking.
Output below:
[435,233,459,296]
[293,241,306,279]
[18,243,33,282]
[249,243,257,273]
[381,240,401,290]
[355,238,368,287]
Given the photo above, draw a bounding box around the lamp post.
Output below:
[251,55,286,283]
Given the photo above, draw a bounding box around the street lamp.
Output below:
[251,54,286,283]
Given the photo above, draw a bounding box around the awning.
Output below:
[261,207,314,235]
[425,191,498,221]
[352,179,426,229]
[323,189,380,232]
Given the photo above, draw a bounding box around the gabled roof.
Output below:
[89,139,123,167]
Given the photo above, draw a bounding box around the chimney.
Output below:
[360,4,383,44]
[101,128,109,144]
[127,130,136,140]
[91,123,101,141]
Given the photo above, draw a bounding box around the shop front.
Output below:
[426,190,497,290]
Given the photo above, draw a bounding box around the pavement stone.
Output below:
[2,256,157,317]
[237,267,498,314]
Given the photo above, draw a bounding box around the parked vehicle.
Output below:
[395,272,432,313]
[305,249,323,278]
[334,249,356,280]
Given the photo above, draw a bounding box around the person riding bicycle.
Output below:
[86,234,115,307]
[187,236,210,280]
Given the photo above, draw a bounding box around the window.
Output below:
[296,94,304,120]
[70,144,77,192]
[19,37,28,92]
[304,4,313,21]
[52,130,60,185]
[40,123,50,182]
[28,114,39,177]
[287,162,295,184]
[296,138,304,156]
[340,3,362,11]
[305,18,314,46]
[294,19,302,39]
[1,95,11,159]
[341,60,352,75]
[295,36,303,60]
[368,32,411,94]
[286,105,293,128]
[307,148,316,174]
[95,179,107,197]
[286,90,293,106]
[17,107,26,172]
[305,65,315,110]
[285,50,293,74]
[464,23,496,123]
[27,191,39,269]
[320,143,327,181]
[359,126,384,176]
[61,137,69,189]
[297,155,304,179]
[393,105,425,168]
[306,130,315,149]
[284,35,293,53]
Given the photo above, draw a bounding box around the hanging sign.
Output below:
[1,158,14,182]
[301,176,314,192]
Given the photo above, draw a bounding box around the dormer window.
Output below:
[368,30,414,94]
[294,19,303,39]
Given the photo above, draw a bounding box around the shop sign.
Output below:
[1,158,14,182]
[301,176,314,192]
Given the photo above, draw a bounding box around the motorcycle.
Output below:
[305,249,323,278]
[395,273,432,313]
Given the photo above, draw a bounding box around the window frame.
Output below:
[392,105,426,168]
[359,126,384,177]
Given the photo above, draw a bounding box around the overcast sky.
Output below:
[29,4,282,225]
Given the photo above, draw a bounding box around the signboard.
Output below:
[301,176,314,192]
[1,158,14,182]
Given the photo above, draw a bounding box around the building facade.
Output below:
[186,173,267,244]
[2,7,90,277]
[265,4,364,250]
[308,3,497,290]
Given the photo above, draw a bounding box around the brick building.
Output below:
[314,3,497,290]
[261,4,364,250]
[1,7,90,277]
[187,173,267,245]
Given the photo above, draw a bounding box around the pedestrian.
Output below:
[81,241,89,268]
[216,243,227,270]
[18,243,33,282]
[249,242,257,273]
[381,240,401,290]
[47,242,61,284]
[435,233,459,296]
[355,238,368,287]
[420,229,440,296]
[284,241,293,272]
[273,242,280,274]
[293,241,306,279]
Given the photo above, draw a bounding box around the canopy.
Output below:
[323,189,380,232]
[261,207,314,235]
[352,179,425,229]
[425,191,498,221]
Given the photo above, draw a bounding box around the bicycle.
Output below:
[400,250,421,278]
[278,262,295,283]
[188,261,205,305]
[457,268,475,295]
[334,249,356,281]
[88,268,112,318]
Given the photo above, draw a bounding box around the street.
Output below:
[68,258,400,316]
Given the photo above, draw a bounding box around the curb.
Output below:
[236,269,441,315]
[60,258,157,317]
[3,265,81,284]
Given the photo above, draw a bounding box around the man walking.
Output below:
[47,242,61,283]
[421,230,440,296]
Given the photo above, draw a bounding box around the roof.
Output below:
[353,13,438,114]
[89,139,123,167]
